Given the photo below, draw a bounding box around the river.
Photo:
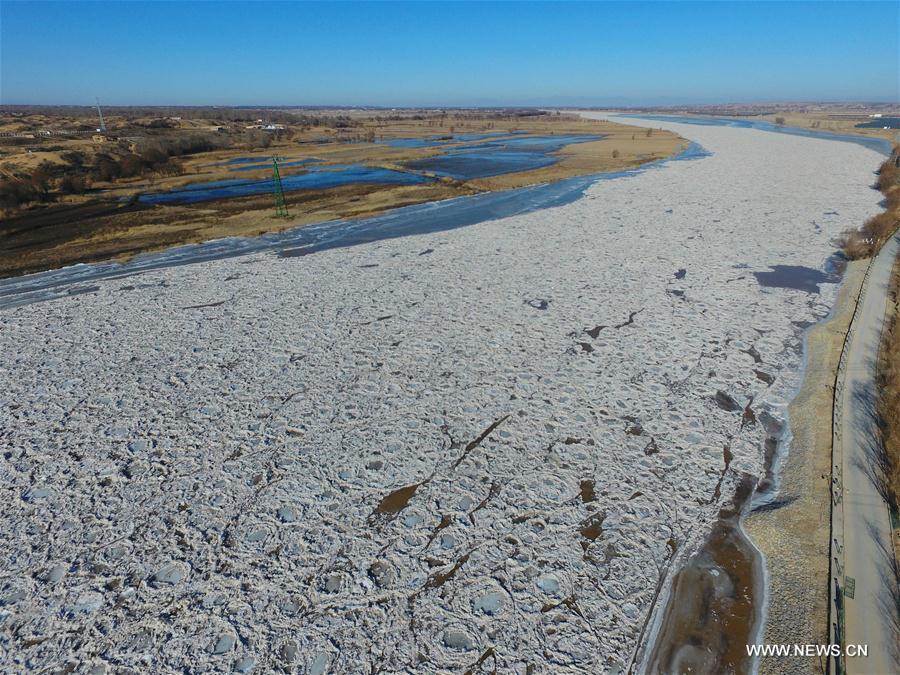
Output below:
[0,113,886,673]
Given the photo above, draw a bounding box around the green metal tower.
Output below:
[272,157,289,218]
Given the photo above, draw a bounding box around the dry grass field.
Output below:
[738,111,898,144]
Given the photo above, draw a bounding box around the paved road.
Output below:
[837,231,900,674]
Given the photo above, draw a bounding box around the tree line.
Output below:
[0,131,246,209]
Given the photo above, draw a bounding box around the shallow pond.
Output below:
[404,134,603,179]
[382,132,525,148]
[138,164,432,205]
[140,133,604,205]
[855,116,900,129]
[229,158,321,172]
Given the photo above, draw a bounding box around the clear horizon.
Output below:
[1,1,898,106]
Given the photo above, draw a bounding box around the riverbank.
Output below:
[743,258,868,674]
[614,105,899,147]
[0,115,683,278]
[712,111,897,146]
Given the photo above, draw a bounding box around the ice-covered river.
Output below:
[0,114,885,673]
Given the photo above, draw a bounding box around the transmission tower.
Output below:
[95,97,106,133]
[272,157,289,218]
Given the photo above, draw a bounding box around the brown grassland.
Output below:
[738,111,898,144]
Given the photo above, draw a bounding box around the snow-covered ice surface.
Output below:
[0,115,885,673]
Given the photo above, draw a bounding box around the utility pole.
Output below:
[272,157,289,218]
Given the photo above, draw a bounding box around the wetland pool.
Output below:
[138,134,605,205]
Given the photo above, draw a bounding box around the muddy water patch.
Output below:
[369,479,430,525]
[578,511,606,553]
[578,480,597,504]
[643,475,763,674]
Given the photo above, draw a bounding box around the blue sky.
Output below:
[1,1,897,106]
